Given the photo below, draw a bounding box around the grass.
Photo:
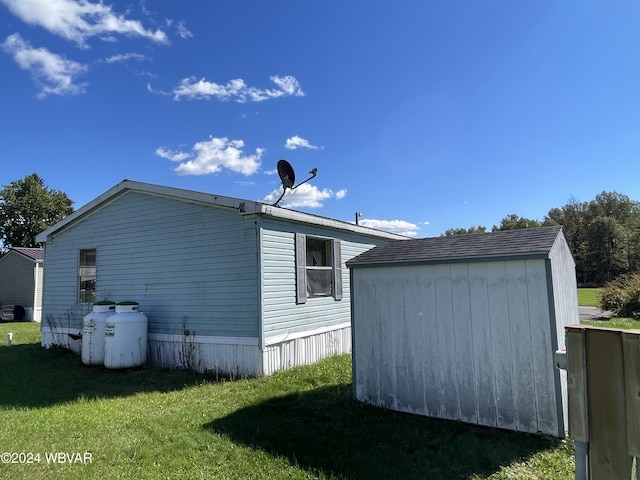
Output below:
[581,317,640,329]
[577,288,600,307]
[577,288,640,329]
[0,322,574,480]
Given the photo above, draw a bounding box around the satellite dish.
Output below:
[277,159,295,189]
[272,159,318,206]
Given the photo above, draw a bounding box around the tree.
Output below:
[442,225,487,236]
[0,174,74,251]
[583,215,626,284]
[542,192,640,285]
[492,214,541,231]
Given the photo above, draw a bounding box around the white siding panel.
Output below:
[263,324,351,375]
[549,234,577,434]
[421,266,439,417]
[451,263,477,424]
[147,334,262,376]
[468,263,497,427]
[352,257,564,436]
[505,261,537,433]
[33,263,44,322]
[353,267,383,406]
[434,264,457,420]
[525,259,558,435]
[486,261,516,431]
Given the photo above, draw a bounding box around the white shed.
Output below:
[347,226,577,437]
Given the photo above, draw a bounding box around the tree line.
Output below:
[442,191,640,286]
[1,175,638,286]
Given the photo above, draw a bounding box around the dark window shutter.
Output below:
[333,239,343,300]
[295,233,307,304]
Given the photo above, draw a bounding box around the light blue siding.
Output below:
[260,218,388,341]
[41,191,260,337]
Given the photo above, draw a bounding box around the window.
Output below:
[295,234,342,304]
[79,248,96,303]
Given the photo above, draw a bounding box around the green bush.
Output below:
[599,273,640,319]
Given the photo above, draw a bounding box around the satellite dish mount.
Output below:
[272,159,317,206]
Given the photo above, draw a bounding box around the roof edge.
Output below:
[347,252,551,268]
[259,204,409,240]
[36,179,409,243]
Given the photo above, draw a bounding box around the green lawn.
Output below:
[0,322,574,480]
[577,288,600,307]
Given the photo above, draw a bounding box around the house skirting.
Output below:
[41,323,352,376]
[41,326,83,353]
[262,322,351,375]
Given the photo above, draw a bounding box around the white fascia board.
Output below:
[259,205,408,240]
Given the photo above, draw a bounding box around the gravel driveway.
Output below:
[578,306,612,321]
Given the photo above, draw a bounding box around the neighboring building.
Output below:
[35,180,406,375]
[347,226,578,437]
[0,247,44,322]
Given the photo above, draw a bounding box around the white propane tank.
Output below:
[81,301,116,365]
[103,301,148,369]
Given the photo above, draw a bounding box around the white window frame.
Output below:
[295,233,342,304]
[79,248,97,304]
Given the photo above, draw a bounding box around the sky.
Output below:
[1,1,640,238]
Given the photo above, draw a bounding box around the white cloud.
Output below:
[147,82,170,95]
[155,147,191,162]
[285,135,321,150]
[358,219,419,237]
[173,75,304,102]
[263,183,344,208]
[102,52,146,64]
[175,20,193,39]
[335,189,347,199]
[1,33,87,98]
[0,0,168,47]
[157,137,263,176]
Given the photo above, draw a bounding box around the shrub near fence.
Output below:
[599,274,640,319]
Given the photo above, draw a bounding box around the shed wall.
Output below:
[0,252,36,307]
[41,191,260,338]
[548,233,578,433]
[352,258,565,436]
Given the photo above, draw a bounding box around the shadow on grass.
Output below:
[207,385,563,480]
[0,342,211,408]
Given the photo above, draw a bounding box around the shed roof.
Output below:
[10,247,44,262]
[35,179,407,244]
[347,225,564,267]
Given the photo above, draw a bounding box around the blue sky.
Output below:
[1,1,640,237]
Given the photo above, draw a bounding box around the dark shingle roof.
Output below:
[347,225,563,267]
[12,247,44,261]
